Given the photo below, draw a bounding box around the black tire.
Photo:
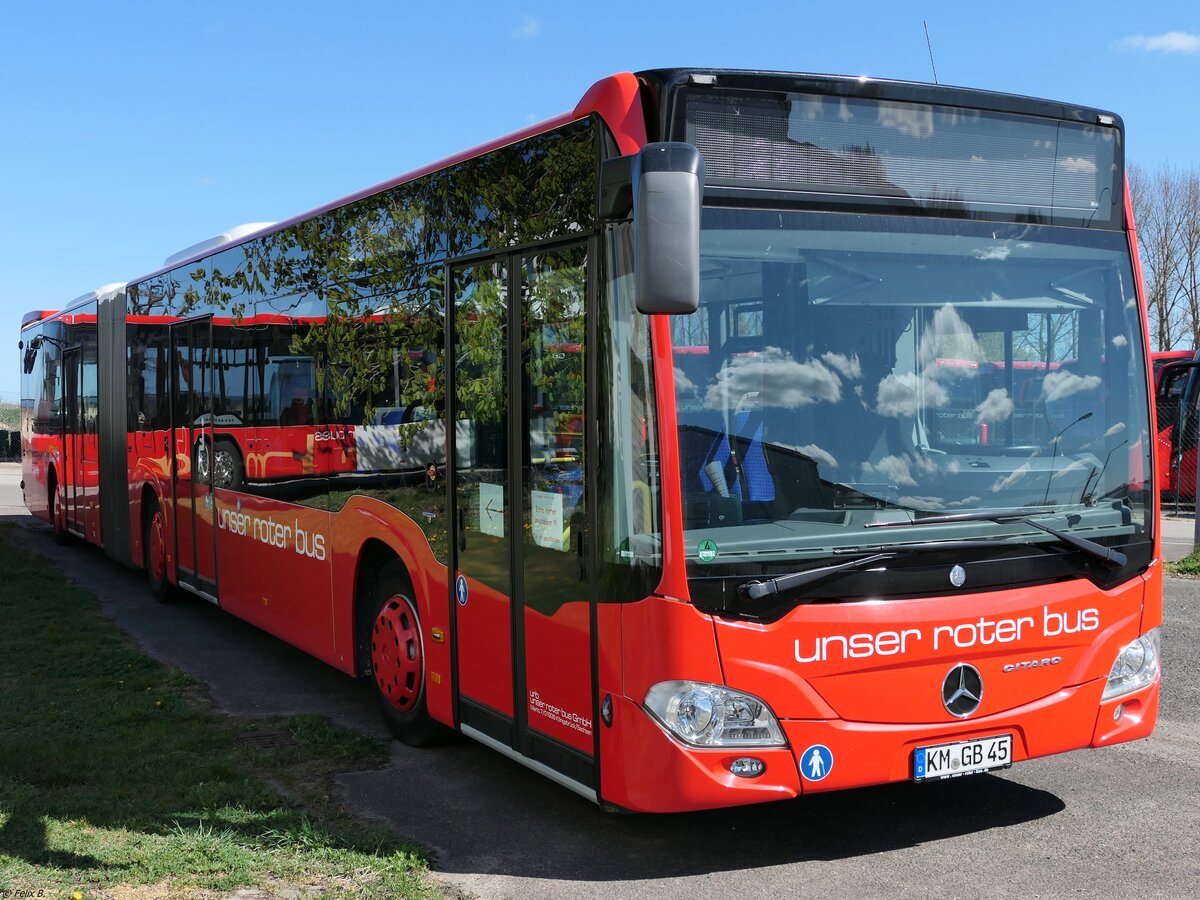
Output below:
[49,472,70,546]
[143,497,173,602]
[212,438,244,491]
[366,560,450,747]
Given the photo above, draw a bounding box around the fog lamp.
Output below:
[728,757,766,778]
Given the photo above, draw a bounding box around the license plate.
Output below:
[914,733,1012,782]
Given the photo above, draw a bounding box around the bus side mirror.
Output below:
[21,336,40,374]
[633,143,703,315]
[600,143,703,316]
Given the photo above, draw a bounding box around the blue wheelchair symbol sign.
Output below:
[455,574,468,607]
[800,744,833,782]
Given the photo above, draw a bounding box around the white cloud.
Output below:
[864,455,918,486]
[513,14,541,40]
[1058,156,1098,175]
[876,372,950,417]
[948,495,982,507]
[976,388,1014,425]
[877,103,934,138]
[918,303,984,367]
[704,347,841,410]
[992,462,1032,493]
[796,444,838,468]
[821,352,861,379]
[797,95,823,121]
[1054,459,1091,480]
[1042,370,1102,402]
[1118,31,1200,53]
[1111,335,1128,348]
[674,367,698,396]
[972,245,1012,261]
[899,495,945,510]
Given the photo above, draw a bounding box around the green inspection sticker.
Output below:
[697,539,719,562]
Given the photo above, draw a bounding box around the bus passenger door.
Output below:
[451,261,516,729]
[60,346,86,538]
[79,332,100,544]
[170,319,219,599]
[515,245,595,784]
[450,244,596,793]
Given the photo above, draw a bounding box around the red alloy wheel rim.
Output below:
[372,595,423,713]
[149,510,166,582]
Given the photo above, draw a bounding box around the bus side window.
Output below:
[281,389,314,426]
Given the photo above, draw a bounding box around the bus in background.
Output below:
[1152,349,1197,498]
[20,69,1161,812]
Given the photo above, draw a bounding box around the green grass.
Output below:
[0,532,439,899]
[1165,550,1200,577]
[0,403,18,430]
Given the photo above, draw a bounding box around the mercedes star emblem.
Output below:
[942,663,984,718]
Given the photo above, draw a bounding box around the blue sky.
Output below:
[2,0,1198,394]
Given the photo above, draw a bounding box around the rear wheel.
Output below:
[368,560,449,747]
[49,473,70,545]
[144,498,172,602]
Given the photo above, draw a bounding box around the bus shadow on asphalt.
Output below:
[7,518,1066,881]
[340,741,1066,879]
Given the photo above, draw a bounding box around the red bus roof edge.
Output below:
[573,72,648,155]
[22,310,59,329]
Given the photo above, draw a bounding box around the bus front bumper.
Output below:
[600,675,1158,812]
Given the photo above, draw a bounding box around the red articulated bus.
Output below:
[20,69,1161,812]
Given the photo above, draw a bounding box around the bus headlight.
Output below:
[1102,628,1161,700]
[643,681,786,747]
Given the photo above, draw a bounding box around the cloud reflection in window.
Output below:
[992,462,1032,492]
[794,444,838,469]
[703,347,842,409]
[1042,370,1102,402]
[975,388,1014,424]
[876,372,950,417]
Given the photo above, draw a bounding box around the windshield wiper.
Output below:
[737,509,1127,602]
[863,508,1127,569]
[738,538,1025,601]
[739,552,895,601]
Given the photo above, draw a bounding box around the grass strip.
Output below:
[0,531,439,899]
[1165,549,1200,576]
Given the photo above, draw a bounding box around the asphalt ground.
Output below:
[2,462,1198,899]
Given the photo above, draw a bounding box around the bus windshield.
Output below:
[672,209,1152,577]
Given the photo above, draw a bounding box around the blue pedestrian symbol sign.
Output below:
[455,574,469,607]
[801,744,833,782]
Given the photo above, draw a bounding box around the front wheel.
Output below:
[144,499,173,602]
[368,561,449,747]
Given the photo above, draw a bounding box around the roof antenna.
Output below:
[924,20,939,84]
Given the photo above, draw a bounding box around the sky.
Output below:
[2,0,1198,395]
